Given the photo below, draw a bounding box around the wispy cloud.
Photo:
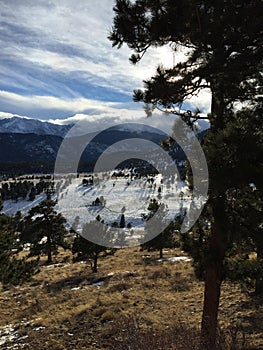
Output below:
[0,0,211,120]
[0,90,133,118]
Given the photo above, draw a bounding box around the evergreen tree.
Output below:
[201,104,262,290]
[216,105,263,294]
[114,229,126,248]
[0,214,37,288]
[1,183,9,201]
[111,221,119,228]
[82,178,89,186]
[141,200,176,258]
[127,222,132,229]
[11,211,23,232]
[71,215,80,233]
[109,1,262,348]
[28,186,36,201]
[112,213,127,248]
[21,199,69,264]
[72,219,115,272]
[119,213,125,228]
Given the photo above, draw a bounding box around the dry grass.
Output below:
[0,247,262,349]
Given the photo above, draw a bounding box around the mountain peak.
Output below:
[0,116,71,137]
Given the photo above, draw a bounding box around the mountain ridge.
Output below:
[0,116,71,137]
[0,115,205,175]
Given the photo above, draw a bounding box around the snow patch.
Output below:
[157,256,191,262]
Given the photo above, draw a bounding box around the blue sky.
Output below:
[0,0,211,126]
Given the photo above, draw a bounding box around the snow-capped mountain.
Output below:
[0,116,71,137]
[0,114,197,175]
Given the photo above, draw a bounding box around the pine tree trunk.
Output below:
[160,247,163,259]
[255,275,263,295]
[200,198,227,349]
[47,234,52,264]
[200,87,227,349]
[47,250,52,264]
[255,247,263,295]
[200,264,223,349]
[211,87,226,131]
[93,253,98,273]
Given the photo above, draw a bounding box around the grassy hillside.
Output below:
[0,248,263,349]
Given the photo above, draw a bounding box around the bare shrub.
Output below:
[92,306,107,317]
[215,324,248,350]
[170,272,192,292]
[106,316,249,350]
[106,315,199,350]
[148,266,172,280]
[100,310,116,323]
[107,282,131,293]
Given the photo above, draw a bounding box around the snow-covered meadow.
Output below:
[2,193,47,216]
[55,172,191,245]
[1,171,193,247]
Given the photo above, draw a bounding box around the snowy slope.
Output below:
[1,171,197,247]
[2,194,47,216]
[0,116,71,137]
[56,172,191,246]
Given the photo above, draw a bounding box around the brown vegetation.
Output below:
[0,247,262,349]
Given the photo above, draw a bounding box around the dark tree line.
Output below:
[0,179,54,202]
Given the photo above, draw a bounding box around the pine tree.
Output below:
[28,186,36,201]
[143,220,176,259]
[71,215,80,233]
[141,200,176,258]
[0,214,37,288]
[72,219,115,272]
[109,1,262,348]
[127,222,132,229]
[113,213,127,248]
[119,213,125,228]
[11,211,23,232]
[220,105,263,294]
[21,199,69,264]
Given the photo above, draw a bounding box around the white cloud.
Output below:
[0,111,31,120]
[0,0,187,88]
[0,0,211,120]
[0,90,120,112]
[49,110,182,136]
[0,88,210,135]
[186,89,212,114]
